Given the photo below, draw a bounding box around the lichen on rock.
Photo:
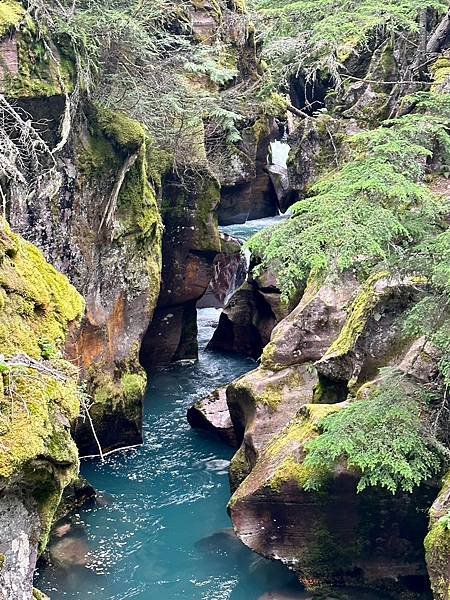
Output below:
[0,218,84,600]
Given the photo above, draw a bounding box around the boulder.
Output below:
[316,274,419,386]
[227,364,319,490]
[229,404,435,598]
[207,282,278,359]
[187,386,238,446]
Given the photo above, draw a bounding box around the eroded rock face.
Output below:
[207,282,278,359]
[227,364,319,490]
[0,221,82,599]
[140,169,221,369]
[225,270,435,597]
[0,493,41,600]
[316,275,418,386]
[187,386,238,446]
[197,234,247,309]
[262,273,359,370]
[6,100,164,455]
[229,403,435,598]
[217,120,280,225]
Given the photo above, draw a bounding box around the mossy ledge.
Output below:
[0,217,84,598]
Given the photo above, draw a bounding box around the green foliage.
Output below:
[247,93,450,301]
[404,230,450,384]
[184,45,239,86]
[254,0,450,83]
[304,374,443,494]
[0,0,25,38]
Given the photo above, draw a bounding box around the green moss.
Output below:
[323,272,388,359]
[121,372,147,403]
[230,0,246,12]
[0,370,79,479]
[0,553,5,570]
[0,219,85,359]
[0,220,82,559]
[118,143,163,240]
[3,17,75,98]
[77,131,119,177]
[33,589,50,600]
[0,0,24,38]
[267,404,343,490]
[96,107,146,151]
[252,368,307,410]
[432,56,450,88]
[229,446,252,494]
[425,473,450,600]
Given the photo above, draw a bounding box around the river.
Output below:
[35,215,390,600]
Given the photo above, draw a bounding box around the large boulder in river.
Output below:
[227,363,319,490]
[225,269,437,597]
[207,282,277,359]
[187,386,238,446]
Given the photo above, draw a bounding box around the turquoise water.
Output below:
[35,309,310,599]
[220,214,290,242]
[35,223,393,599]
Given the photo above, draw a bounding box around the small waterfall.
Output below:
[268,138,293,214]
[270,139,290,169]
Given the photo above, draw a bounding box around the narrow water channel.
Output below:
[36,216,391,600]
[36,307,307,599]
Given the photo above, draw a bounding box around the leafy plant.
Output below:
[303,374,443,494]
[247,92,450,301]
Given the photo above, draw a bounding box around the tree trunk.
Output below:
[427,10,450,54]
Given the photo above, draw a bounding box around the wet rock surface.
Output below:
[187,386,238,446]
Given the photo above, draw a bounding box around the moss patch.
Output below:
[0,219,85,359]
[3,17,75,98]
[0,218,82,553]
[0,0,24,39]
[323,272,388,359]
[96,107,146,151]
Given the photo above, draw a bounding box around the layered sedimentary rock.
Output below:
[139,169,221,369]
[0,219,84,599]
[0,15,164,454]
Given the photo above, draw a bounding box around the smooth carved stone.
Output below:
[267,163,295,213]
[187,387,238,446]
[207,282,278,359]
[229,406,435,597]
[262,273,359,370]
[227,364,319,490]
[316,276,419,385]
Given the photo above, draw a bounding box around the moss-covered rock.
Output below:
[0,0,24,39]
[0,218,84,600]
[425,473,450,600]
